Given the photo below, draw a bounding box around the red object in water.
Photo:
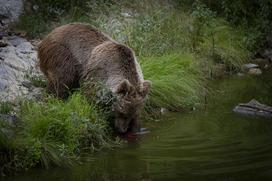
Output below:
[118,128,150,141]
[119,131,138,141]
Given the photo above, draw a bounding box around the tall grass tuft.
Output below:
[141,53,207,112]
[9,93,116,171]
[200,19,250,68]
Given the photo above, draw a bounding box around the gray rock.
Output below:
[0,41,8,47]
[252,58,270,68]
[248,68,262,75]
[0,34,43,102]
[160,107,168,114]
[8,35,27,47]
[0,114,19,127]
[121,12,132,18]
[33,5,39,11]
[242,63,258,72]
[233,99,272,118]
[0,34,3,40]
[0,0,23,24]
[0,114,20,139]
[237,72,245,77]
[135,128,150,135]
[26,87,44,100]
[21,80,33,89]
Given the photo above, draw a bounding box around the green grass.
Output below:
[141,53,206,112]
[0,93,118,174]
[0,102,13,114]
[25,73,47,88]
[14,14,50,38]
[200,19,250,68]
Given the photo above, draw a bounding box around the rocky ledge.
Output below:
[0,30,43,102]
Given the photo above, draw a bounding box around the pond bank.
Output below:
[1,0,272,176]
[0,32,271,175]
[3,69,272,181]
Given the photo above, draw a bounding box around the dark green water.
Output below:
[4,72,272,181]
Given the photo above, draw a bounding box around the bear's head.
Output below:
[113,79,151,133]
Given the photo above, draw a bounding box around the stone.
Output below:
[237,72,245,77]
[0,34,43,102]
[242,63,258,72]
[135,128,150,135]
[160,107,168,114]
[7,35,27,47]
[21,80,33,89]
[33,5,39,11]
[233,99,272,118]
[0,0,23,24]
[248,68,262,75]
[121,12,132,18]
[0,114,20,139]
[252,58,270,69]
[0,33,3,40]
[26,87,44,101]
[0,114,19,127]
[0,41,8,47]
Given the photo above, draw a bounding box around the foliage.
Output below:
[25,72,47,88]
[141,53,206,112]
[184,0,272,48]
[190,1,250,68]
[200,19,250,68]
[0,93,118,174]
[0,121,10,148]
[15,14,49,38]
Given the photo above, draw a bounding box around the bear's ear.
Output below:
[116,79,132,95]
[142,80,152,97]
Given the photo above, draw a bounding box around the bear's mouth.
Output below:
[116,126,129,134]
[114,118,131,134]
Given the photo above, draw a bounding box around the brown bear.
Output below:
[38,23,151,133]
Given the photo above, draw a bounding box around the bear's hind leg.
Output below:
[39,42,81,99]
[47,80,70,99]
[47,63,80,99]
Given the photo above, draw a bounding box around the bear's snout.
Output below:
[115,118,131,134]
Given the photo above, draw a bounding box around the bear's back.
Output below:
[41,23,111,66]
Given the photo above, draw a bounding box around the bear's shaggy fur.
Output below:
[38,23,151,133]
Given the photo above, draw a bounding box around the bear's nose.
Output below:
[115,122,129,133]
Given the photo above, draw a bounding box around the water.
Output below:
[4,72,272,181]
